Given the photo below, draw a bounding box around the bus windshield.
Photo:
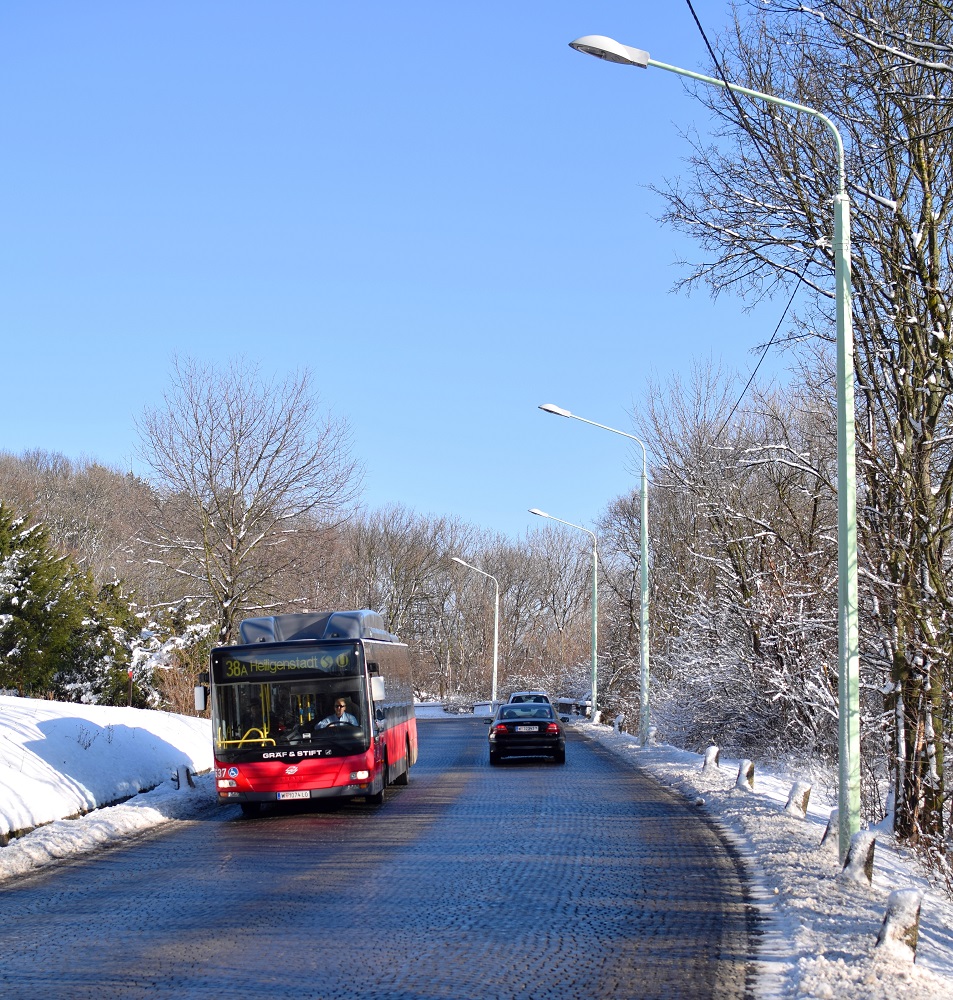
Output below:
[211,642,369,756]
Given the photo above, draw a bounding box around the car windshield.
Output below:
[499,705,554,721]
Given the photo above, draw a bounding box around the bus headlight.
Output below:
[350,770,370,781]
[217,779,238,788]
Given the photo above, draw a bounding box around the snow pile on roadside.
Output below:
[0,768,218,882]
[0,695,214,881]
[582,723,953,1000]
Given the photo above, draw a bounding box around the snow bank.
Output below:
[581,723,953,999]
[0,695,212,841]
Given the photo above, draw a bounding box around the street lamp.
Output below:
[540,403,651,745]
[452,556,500,705]
[529,508,600,721]
[570,34,859,858]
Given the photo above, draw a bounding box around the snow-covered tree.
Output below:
[650,0,953,841]
[0,503,109,697]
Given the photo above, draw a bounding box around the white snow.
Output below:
[581,723,953,999]
[0,695,215,880]
[3,695,953,998]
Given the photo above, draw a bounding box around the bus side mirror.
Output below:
[371,675,386,703]
[194,686,208,712]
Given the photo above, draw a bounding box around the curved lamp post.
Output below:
[540,403,651,745]
[529,508,599,721]
[569,34,859,858]
[452,556,500,705]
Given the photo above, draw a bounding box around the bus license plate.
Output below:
[277,790,310,800]
[516,725,537,732]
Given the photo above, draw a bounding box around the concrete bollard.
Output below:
[875,888,923,960]
[841,831,877,885]
[736,759,755,791]
[820,808,839,849]
[784,781,812,818]
[613,714,624,733]
[702,745,720,775]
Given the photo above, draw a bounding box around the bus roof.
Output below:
[238,610,399,645]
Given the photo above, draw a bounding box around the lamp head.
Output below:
[569,35,650,68]
[529,508,550,519]
[539,403,572,418]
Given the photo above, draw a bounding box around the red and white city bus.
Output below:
[201,610,417,815]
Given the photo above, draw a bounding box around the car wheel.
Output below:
[489,750,501,766]
[554,748,566,764]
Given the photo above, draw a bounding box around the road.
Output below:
[0,718,758,999]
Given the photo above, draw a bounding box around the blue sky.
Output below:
[2,2,789,540]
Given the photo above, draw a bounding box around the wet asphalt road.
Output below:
[0,719,758,999]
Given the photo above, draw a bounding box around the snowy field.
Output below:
[2,695,952,998]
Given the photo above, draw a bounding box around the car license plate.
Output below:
[515,725,537,732]
[277,790,310,800]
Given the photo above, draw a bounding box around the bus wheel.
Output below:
[393,740,411,786]
[239,802,261,818]
[367,757,386,804]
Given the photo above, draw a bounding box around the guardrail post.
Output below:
[172,764,195,790]
[784,781,812,818]
[702,745,720,775]
[735,759,754,791]
[820,808,839,849]
[875,889,923,960]
[840,831,876,885]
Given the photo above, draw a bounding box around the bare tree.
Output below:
[444,532,570,701]
[136,356,361,643]
[316,507,483,699]
[0,450,157,590]
[335,506,456,633]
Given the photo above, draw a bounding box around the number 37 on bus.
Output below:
[195,610,417,816]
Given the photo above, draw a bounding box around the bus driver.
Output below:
[316,699,359,727]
